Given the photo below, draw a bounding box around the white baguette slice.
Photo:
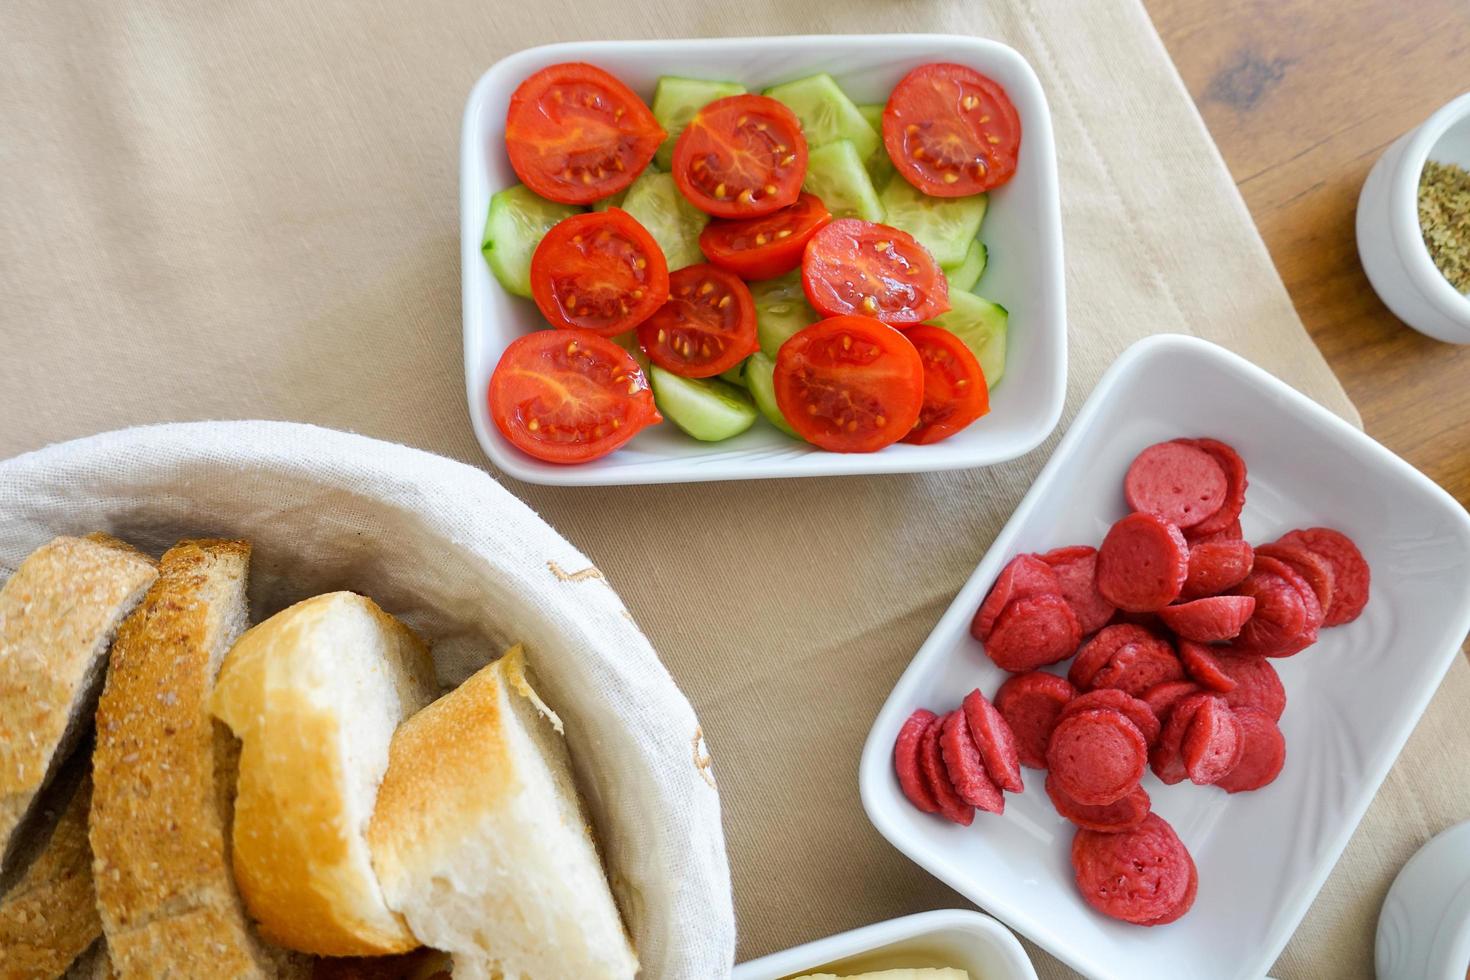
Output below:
[90,539,310,980]
[368,645,638,980]
[0,533,157,870]
[210,592,439,956]
[0,767,101,977]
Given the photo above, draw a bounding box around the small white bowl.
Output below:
[860,334,1470,980]
[1377,820,1470,980]
[731,909,1038,980]
[459,35,1066,486]
[1357,91,1470,344]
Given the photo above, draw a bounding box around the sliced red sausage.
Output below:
[1181,539,1255,600]
[1068,623,1160,690]
[1186,517,1243,544]
[1215,706,1287,793]
[893,708,940,813]
[1214,654,1286,721]
[962,688,1023,793]
[1141,679,1203,724]
[1060,688,1160,747]
[1231,565,1313,657]
[1046,708,1148,806]
[994,671,1077,769]
[1089,640,1185,698]
[1149,692,1211,785]
[1255,541,1335,617]
[985,593,1082,672]
[1071,813,1196,925]
[1278,527,1370,626]
[919,713,974,825]
[1176,639,1238,693]
[1039,545,1116,636]
[1176,438,1247,538]
[1096,512,1190,612]
[1255,554,1324,630]
[1046,774,1151,833]
[1124,441,1229,529]
[939,709,1005,813]
[971,554,1062,642]
[1158,595,1257,642]
[1181,696,1244,785]
[1144,856,1199,926]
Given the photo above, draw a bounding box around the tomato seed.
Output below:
[755,232,769,245]
[764,184,777,195]
[699,282,715,295]
[781,154,796,167]
[776,229,791,238]
[962,95,979,110]
[942,173,959,184]
[715,183,727,198]
[987,135,1000,145]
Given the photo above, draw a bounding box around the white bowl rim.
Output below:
[457,33,1068,486]
[730,907,1038,980]
[1389,90,1470,328]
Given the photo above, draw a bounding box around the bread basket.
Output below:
[0,420,735,979]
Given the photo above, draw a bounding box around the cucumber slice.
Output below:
[744,353,799,438]
[928,292,1008,389]
[481,185,583,298]
[943,240,988,293]
[649,366,758,441]
[804,140,883,222]
[652,76,746,171]
[592,187,631,212]
[620,170,708,269]
[764,74,879,162]
[879,179,988,268]
[750,271,818,356]
[719,359,749,387]
[855,103,896,189]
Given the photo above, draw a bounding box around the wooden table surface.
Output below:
[1148,0,1470,508]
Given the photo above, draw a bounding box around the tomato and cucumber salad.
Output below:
[484,60,1019,464]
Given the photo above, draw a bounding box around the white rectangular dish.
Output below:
[859,334,1470,980]
[460,34,1066,485]
[732,909,1037,980]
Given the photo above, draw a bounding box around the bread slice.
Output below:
[209,592,439,956]
[368,645,638,980]
[0,533,156,871]
[89,540,310,979]
[0,767,101,977]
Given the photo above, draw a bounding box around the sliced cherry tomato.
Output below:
[672,95,807,219]
[698,193,832,281]
[489,329,660,463]
[801,218,949,326]
[883,63,1021,197]
[636,264,758,378]
[900,325,990,445]
[773,315,924,453]
[530,209,669,336]
[505,63,664,205]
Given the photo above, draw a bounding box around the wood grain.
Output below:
[1148,0,1470,506]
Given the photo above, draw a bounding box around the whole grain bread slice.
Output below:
[89,540,309,979]
[0,533,157,872]
[0,763,101,977]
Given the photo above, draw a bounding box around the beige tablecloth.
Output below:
[3,0,1467,976]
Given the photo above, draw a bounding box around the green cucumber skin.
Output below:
[803,140,884,223]
[878,180,988,268]
[652,77,746,171]
[927,291,1008,389]
[750,271,818,357]
[719,360,749,387]
[619,170,708,270]
[743,353,799,438]
[649,366,758,442]
[482,185,583,298]
[855,103,896,190]
[764,73,880,162]
[943,240,988,293]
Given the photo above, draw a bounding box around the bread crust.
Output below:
[0,770,102,978]
[89,539,308,979]
[0,534,157,866]
[210,592,435,956]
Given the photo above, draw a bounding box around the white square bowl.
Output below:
[732,909,1037,980]
[858,334,1470,980]
[460,35,1066,485]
